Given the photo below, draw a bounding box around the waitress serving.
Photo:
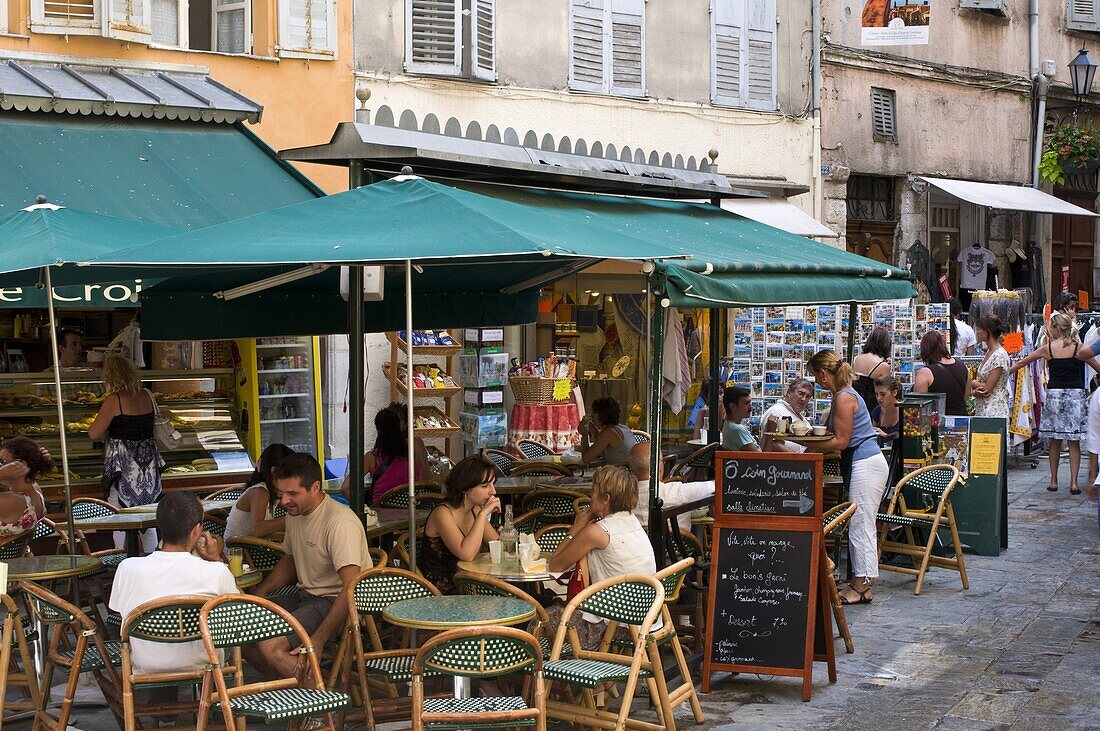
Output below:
[804,350,890,605]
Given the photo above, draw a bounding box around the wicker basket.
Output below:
[509,376,573,405]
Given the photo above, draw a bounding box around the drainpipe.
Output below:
[1029,0,1039,79]
[811,0,823,223]
[1030,70,1051,304]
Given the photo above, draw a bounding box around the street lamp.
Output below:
[1068,47,1098,102]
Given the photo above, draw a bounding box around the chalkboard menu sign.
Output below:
[704,451,834,701]
[718,453,821,518]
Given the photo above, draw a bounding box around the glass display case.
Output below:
[235,337,323,458]
[898,396,937,466]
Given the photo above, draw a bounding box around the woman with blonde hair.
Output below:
[88,353,162,553]
[1011,311,1100,494]
[804,350,889,605]
[547,464,656,649]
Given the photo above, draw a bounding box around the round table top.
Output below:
[73,512,159,531]
[234,569,262,589]
[6,555,103,581]
[118,499,236,514]
[456,553,555,582]
[382,595,535,630]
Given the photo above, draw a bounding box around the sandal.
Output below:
[1047,484,1058,492]
[1070,486,1082,495]
[839,584,873,605]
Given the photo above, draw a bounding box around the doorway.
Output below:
[1050,191,1097,300]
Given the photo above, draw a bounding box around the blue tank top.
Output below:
[828,386,881,462]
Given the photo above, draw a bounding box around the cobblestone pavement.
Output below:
[18,460,1099,731]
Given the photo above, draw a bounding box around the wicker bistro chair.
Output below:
[19,580,124,731]
[334,568,442,731]
[120,595,235,731]
[544,574,668,731]
[375,482,445,510]
[522,489,587,524]
[513,508,544,535]
[31,518,70,554]
[512,462,574,479]
[876,465,969,595]
[0,527,33,560]
[368,547,390,569]
[631,430,651,444]
[0,592,42,723]
[453,571,572,661]
[822,502,858,653]
[71,496,119,521]
[572,496,591,517]
[196,594,350,731]
[516,439,557,460]
[665,443,719,483]
[226,536,296,596]
[533,524,572,556]
[410,627,547,731]
[205,485,247,501]
[202,515,227,537]
[482,449,518,477]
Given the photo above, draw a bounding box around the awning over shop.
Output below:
[919,176,1098,217]
[720,198,838,238]
[659,267,914,307]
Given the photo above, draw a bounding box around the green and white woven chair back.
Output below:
[28,591,76,625]
[822,502,857,535]
[905,466,958,498]
[127,603,203,643]
[513,509,542,534]
[526,493,576,521]
[578,579,660,626]
[657,562,692,605]
[353,571,434,615]
[273,503,286,518]
[455,577,505,598]
[823,458,841,478]
[534,526,570,554]
[632,431,650,444]
[213,488,246,501]
[517,440,555,459]
[32,519,58,542]
[416,493,445,513]
[72,500,116,520]
[686,444,718,468]
[378,489,409,509]
[201,519,226,537]
[483,451,515,476]
[0,532,30,560]
[420,633,538,678]
[233,542,284,572]
[204,599,294,648]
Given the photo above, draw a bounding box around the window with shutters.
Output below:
[279,0,337,58]
[871,87,897,142]
[1067,0,1100,32]
[405,0,496,81]
[1,0,8,33]
[569,0,645,98]
[711,0,776,111]
[30,0,101,35]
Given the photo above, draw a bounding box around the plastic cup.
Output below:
[488,540,503,564]
[226,548,244,578]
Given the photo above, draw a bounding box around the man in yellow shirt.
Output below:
[248,453,372,680]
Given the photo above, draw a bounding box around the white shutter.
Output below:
[213,0,249,53]
[609,0,644,97]
[0,0,8,34]
[471,0,496,81]
[104,0,152,43]
[570,0,606,93]
[711,0,742,106]
[744,0,775,110]
[1067,0,1100,31]
[31,0,100,34]
[151,0,181,46]
[280,0,334,55]
[405,0,461,76]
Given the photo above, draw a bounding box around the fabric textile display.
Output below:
[662,307,691,414]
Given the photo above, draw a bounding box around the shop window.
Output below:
[711,0,777,111]
[569,0,645,98]
[405,0,495,81]
[278,0,336,58]
[871,87,897,142]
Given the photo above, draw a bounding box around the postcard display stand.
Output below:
[703,452,835,701]
[457,328,509,451]
[726,302,950,425]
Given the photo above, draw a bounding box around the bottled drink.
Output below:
[500,504,518,566]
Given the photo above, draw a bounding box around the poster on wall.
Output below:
[861,0,930,46]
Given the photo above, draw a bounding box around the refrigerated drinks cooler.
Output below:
[234,337,324,459]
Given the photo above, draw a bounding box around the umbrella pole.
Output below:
[405,260,416,571]
[44,267,77,554]
[349,266,366,522]
[647,275,666,565]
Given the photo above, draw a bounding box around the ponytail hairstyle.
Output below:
[2,437,52,483]
[976,314,1006,342]
[807,349,854,389]
[1049,311,1080,347]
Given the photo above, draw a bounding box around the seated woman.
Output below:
[547,465,657,650]
[224,443,293,541]
[421,455,500,595]
[0,436,49,541]
[871,376,901,440]
[580,397,636,465]
[341,406,428,504]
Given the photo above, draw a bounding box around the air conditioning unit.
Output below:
[959,0,1008,16]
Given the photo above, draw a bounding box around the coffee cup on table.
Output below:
[489,540,503,564]
[812,425,827,436]
[791,421,810,436]
[774,419,788,434]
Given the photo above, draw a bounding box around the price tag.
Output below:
[553,379,572,401]
[1002,331,1023,354]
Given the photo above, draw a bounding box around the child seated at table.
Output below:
[422,455,500,594]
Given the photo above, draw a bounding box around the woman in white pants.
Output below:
[806,350,891,605]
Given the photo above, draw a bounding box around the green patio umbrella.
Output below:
[0,201,180,550]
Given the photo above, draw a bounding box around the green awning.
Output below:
[659,266,914,307]
[0,112,319,225]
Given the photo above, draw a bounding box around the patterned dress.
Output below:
[0,494,36,541]
[102,393,163,507]
[974,346,1011,419]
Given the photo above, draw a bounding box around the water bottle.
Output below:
[500,504,518,566]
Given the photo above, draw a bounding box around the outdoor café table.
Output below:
[456,553,555,583]
[234,568,263,590]
[492,476,542,496]
[73,511,159,557]
[118,498,237,514]
[382,595,535,698]
[367,508,427,541]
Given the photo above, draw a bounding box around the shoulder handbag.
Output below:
[147,389,181,451]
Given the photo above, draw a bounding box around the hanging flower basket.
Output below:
[1039,124,1100,185]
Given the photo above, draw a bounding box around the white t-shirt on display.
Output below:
[957,246,996,290]
[109,551,238,675]
[953,319,977,356]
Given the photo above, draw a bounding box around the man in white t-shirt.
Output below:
[949,298,976,357]
[760,378,815,453]
[109,492,237,676]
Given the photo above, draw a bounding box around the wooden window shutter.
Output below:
[31,0,100,34]
[570,0,607,92]
[871,87,897,141]
[471,0,496,81]
[1067,0,1100,32]
[711,0,743,106]
[744,0,776,110]
[406,0,462,76]
[609,0,645,96]
[105,0,152,43]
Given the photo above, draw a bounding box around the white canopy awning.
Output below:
[919,176,1098,217]
[720,198,839,238]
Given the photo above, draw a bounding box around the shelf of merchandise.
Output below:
[386,332,463,457]
[381,362,462,399]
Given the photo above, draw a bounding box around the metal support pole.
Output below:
[44,266,77,553]
[647,280,667,566]
[348,162,367,522]
[405,260,417,571]
[708,308,721,443]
